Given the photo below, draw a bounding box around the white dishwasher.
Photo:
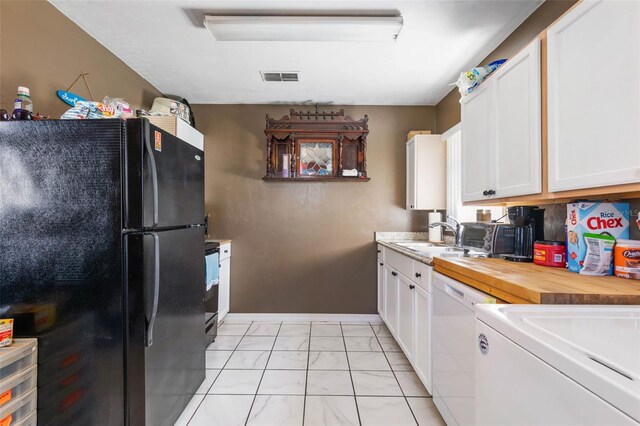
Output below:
[432,272,497,426]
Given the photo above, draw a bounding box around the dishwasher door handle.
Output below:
[444,283,465,301]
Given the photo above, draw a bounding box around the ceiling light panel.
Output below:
[204,16,403,42]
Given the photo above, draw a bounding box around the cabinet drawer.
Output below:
[386,249,413,278]
[219,243,231,261]
[377,245,385,262]
[412,261,432,292]
[0,366,36,411]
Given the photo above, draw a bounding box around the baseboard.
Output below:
[223,313,382,323]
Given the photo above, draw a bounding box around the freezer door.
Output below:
[125,119,204,229]
[0,120,126,426]
[126,226,206,426]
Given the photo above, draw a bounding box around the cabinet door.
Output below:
[547,0,640,192]
[461,83,493,202]
[384,266,399,336]
[377,260,386,321]
[218,257,230,319]
[413,285,432,395]
[397,274,415,361]
[406,139,417,209]
[414,135,446,210]
[493,38,542,198]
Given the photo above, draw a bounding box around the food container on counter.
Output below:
[614,239,640,279]
[533,241,566,268]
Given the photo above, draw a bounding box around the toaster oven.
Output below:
[461,222,515,255]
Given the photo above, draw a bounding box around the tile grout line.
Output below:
[370,322,420,426]
[243,321,283,426]
[340,322,363,426]
[301,321,312,426]
[186,321,254,425]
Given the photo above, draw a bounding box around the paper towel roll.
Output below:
[428,211,442,243]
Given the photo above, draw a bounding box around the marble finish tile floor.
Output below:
[175,320,445,426]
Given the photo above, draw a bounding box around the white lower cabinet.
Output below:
[377,260,386,320]
[397,274,415,361]
[377,246,433,395]
[384,266,399,336]
[413,285,432,393]
[218,257,230,320]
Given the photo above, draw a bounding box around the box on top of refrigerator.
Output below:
[566,202,630,274]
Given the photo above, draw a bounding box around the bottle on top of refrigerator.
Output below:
[13,86,33,119]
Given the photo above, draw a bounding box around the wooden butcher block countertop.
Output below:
[432,257,640,305]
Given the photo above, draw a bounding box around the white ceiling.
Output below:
[50,0,542,105]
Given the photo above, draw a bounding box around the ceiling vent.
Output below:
[261,71,299,82]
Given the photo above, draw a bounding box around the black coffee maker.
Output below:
[503,206,545,262]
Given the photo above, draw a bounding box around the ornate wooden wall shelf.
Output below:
[263,107,370,181]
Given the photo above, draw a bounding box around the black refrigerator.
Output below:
[0,118,206,426]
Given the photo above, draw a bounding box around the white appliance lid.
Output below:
[477,304,640,423]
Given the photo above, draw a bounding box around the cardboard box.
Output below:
[566,202,630,273]
[0,319,13,347]
[147,116,204,151]
[407,130,431,140]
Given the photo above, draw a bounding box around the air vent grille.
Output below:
[261,71,299,82]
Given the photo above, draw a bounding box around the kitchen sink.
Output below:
[389,241,487,258]
[394,242,437,248]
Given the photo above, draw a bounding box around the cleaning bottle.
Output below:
[12,86,33,120]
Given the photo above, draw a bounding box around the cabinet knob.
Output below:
[380,262,384,266]
[224,250,229,253]
[377,249,381,253]
[487,189,496,196]
[410,284,415,290]
[391,271,398,277]
[410,205,414,208]
[415,272,421,278]
[482,190,488,196]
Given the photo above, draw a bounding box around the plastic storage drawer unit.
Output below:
[0,366,37,410]
[14,410,37,426]
[0,389,37,425]
[0,339,37,380]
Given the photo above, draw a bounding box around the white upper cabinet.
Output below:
[461,83,493,202]
[547,0,640,192]
[461,38,542,202]
[493,38,541,198]
[406,135,446,210]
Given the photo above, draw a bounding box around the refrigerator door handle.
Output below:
[144,133,159,228]
[144,231,160,347]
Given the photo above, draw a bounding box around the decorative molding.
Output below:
[222,313,383,323]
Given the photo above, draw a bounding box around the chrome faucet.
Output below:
[429,214,463,247]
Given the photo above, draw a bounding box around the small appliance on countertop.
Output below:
[503,206,545,262]
[460,222,516,256]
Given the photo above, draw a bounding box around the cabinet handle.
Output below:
[410,284,415,290]
[377,249,381,253]
[415,272,421,278]
[487,189,495,196]
[482,190,488,196]
[410,205,414,208]
[224,250,229,253]
[391,271,398,277]
[379,262,384,266]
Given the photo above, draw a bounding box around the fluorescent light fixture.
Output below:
[203,15,403,42]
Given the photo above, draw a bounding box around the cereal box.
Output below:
[566,202,630,274]
[0,319,13,347]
